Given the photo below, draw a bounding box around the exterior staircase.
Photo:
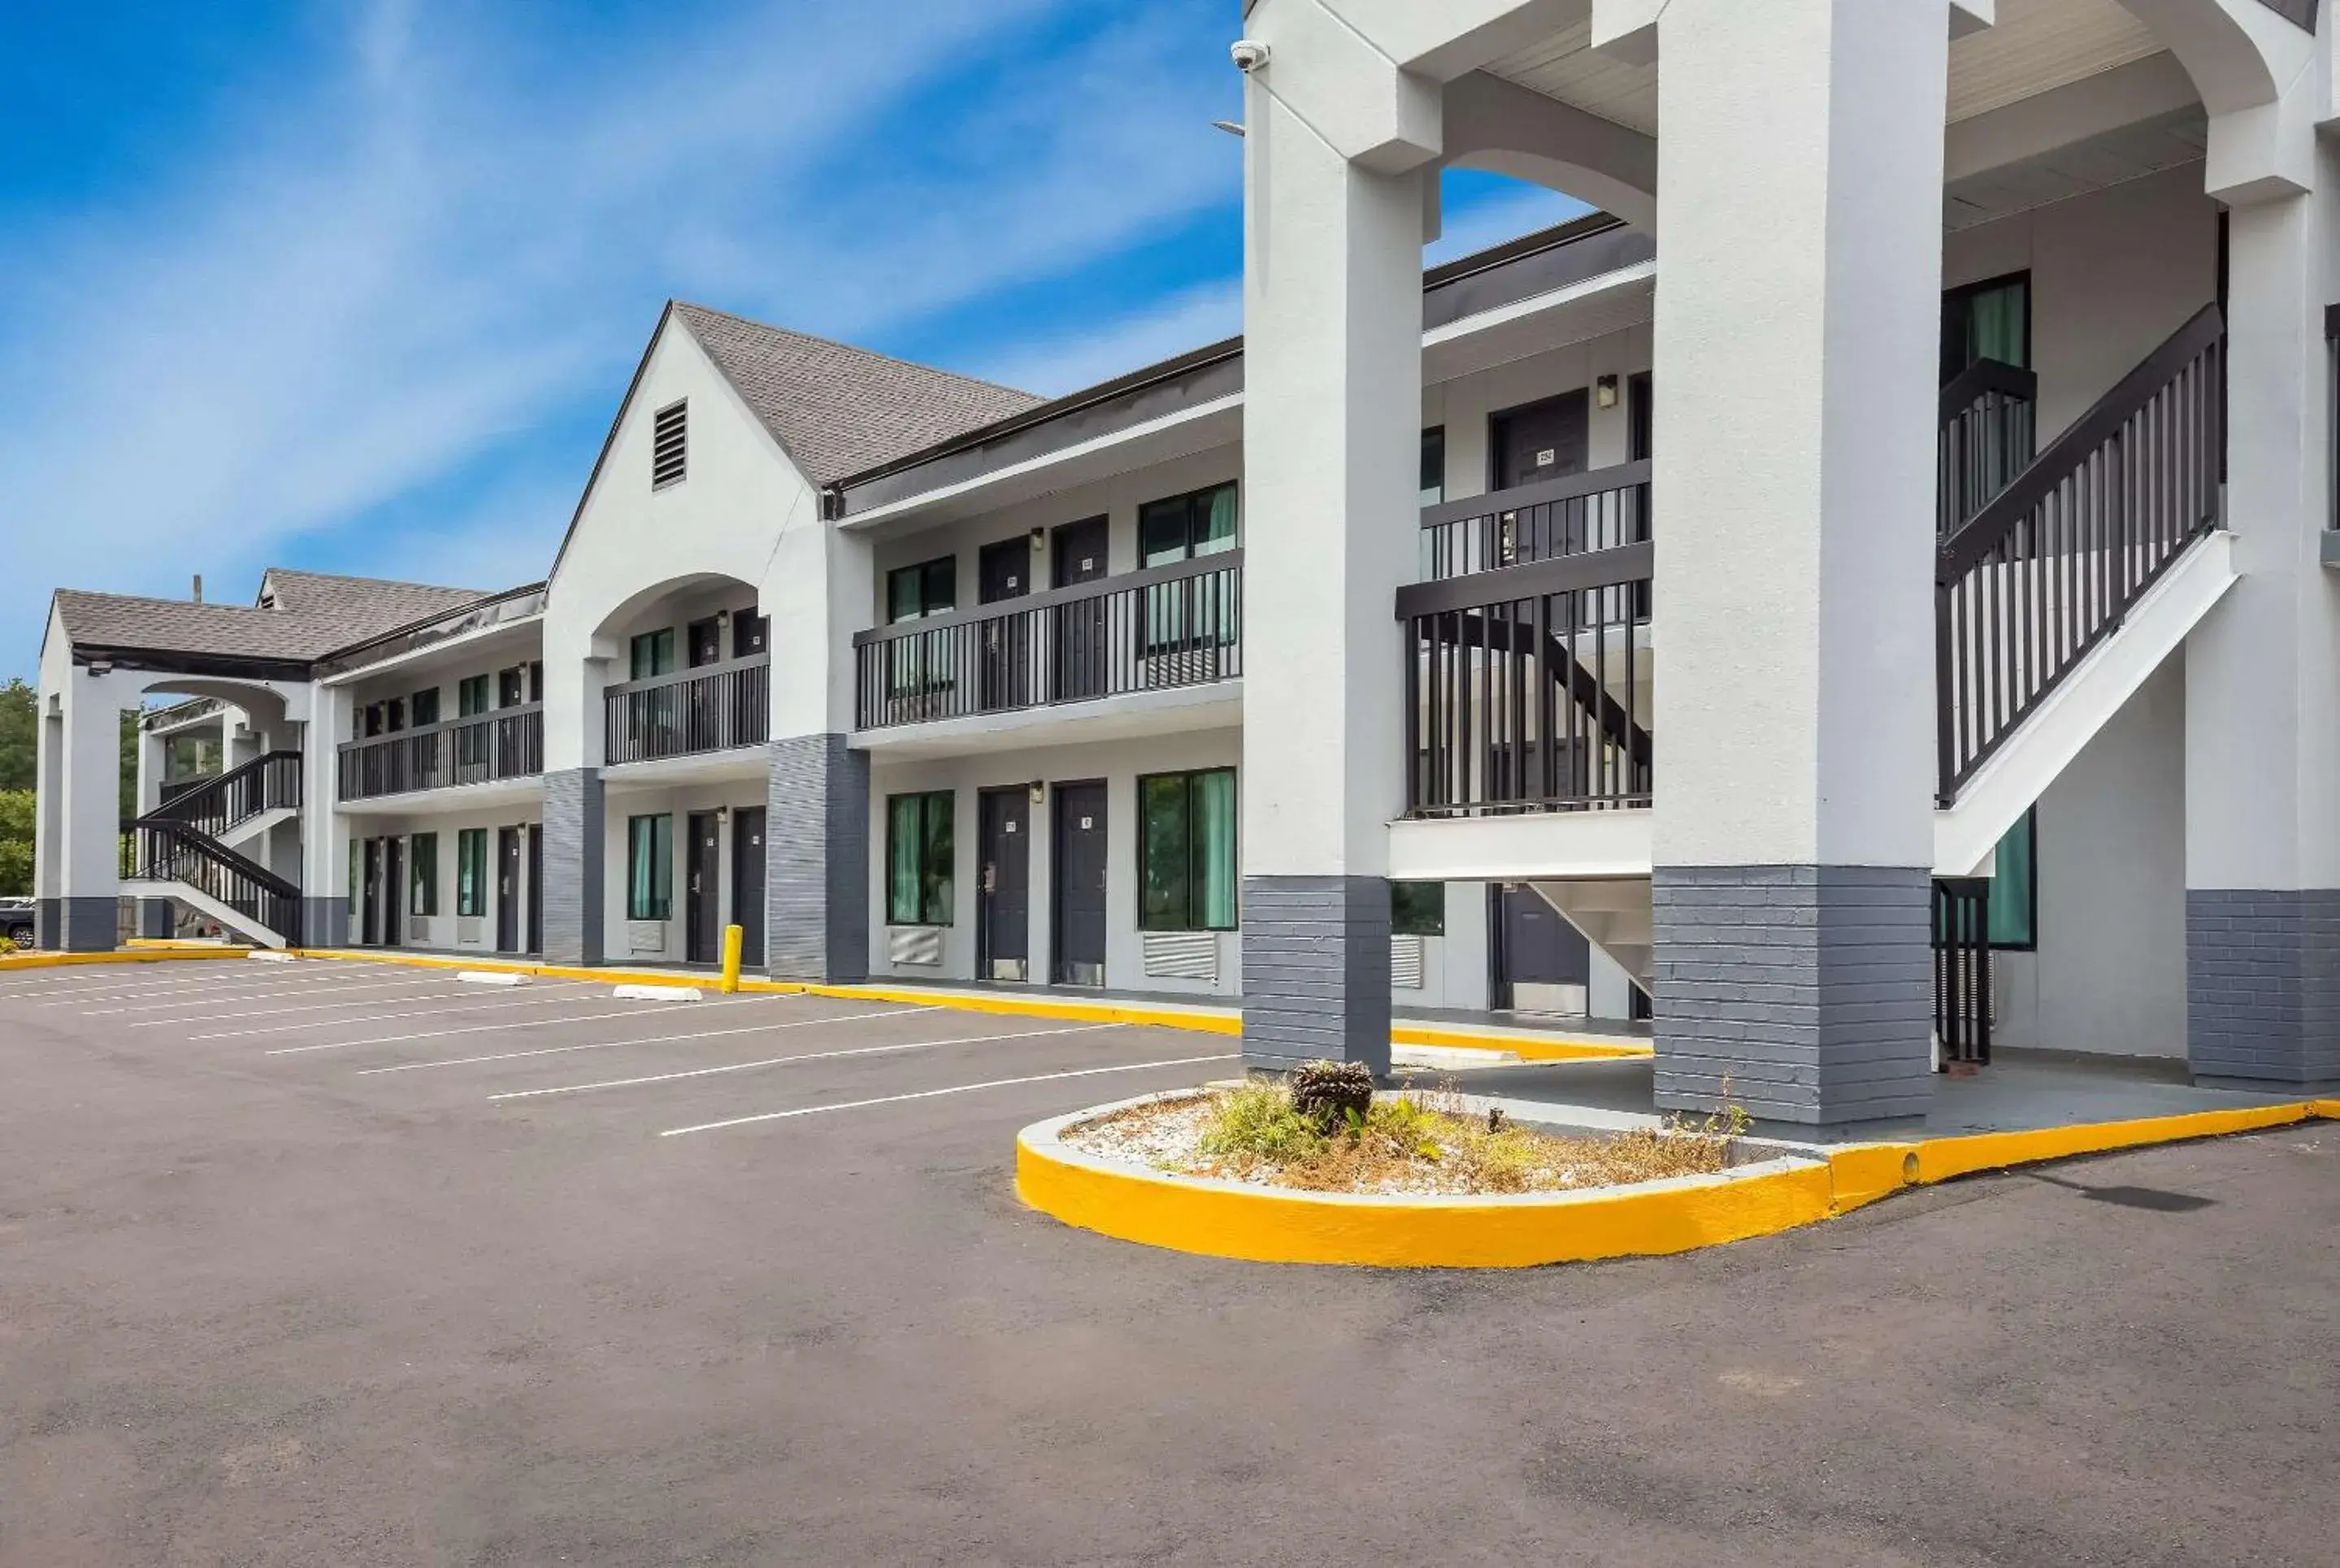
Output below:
[122,751,305,948]
[1527,879,1651,990]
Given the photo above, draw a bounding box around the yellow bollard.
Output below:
[719,923,745,993]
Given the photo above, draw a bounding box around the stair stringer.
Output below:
[119,880,290,949]
[1933,528,2234,876]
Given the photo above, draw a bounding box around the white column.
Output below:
[2182,137,2340,1087]
[301,685,354,946]
[1647,0,1950,1124]
[56,667,126,950]
[132,721,170,940]
[1238,71,1425,1074]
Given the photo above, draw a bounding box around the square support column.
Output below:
[1235,76,1424,1076]
[2183,167,2340,1090]
[765,733,869,983]
[299,688,353,949]
[541,768,606,967]
[1647,0,1949,1125]
[42,667,127,952]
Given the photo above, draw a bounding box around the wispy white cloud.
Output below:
[977,279,1241,397]
[0,0,1238,673]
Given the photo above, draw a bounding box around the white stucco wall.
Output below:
[1993,652,2189,1058]
[341,803,544,954]
[542,314,822,769]
[1944,160,2221,440]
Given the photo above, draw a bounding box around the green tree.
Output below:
[0,788,32,897]
[0,677,33,793]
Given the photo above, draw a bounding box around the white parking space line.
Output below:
[485,1023,1122,1101]
[125,981,574,1027]
[351,1007,934,1075]
[7,970,315,1003]
[215,986,683,1044]
[658,1054,1239,1136]
[258,992,799,1054]
[89,975,461,1016]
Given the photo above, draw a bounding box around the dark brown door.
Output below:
[732,611,768,659]
[979,536,1033,711]
[1050,516,1111,701]
[526,823,543,955]
[687,617,723,667]
[360,840,383,945]
[382,838,404,948]
[496,827,521,953]
[1053,781,1107,986]
[731,807,766,970]
[684,811,722,964]
[1491,389,1590,489]
[978,788,1031,982]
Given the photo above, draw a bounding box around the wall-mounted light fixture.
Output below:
[87,661,114,677]
[1030,526,1047,552]
[1027,780,1046,806]
[1595,374,1621,410]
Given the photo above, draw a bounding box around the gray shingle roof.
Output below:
[671,302,1043,484]
[54,571,488,665]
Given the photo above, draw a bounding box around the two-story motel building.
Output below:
[36,0,2340,1126]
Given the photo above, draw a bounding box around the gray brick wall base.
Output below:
[2186,889,2340,1088]
[37,898,60,949]
[138,900,173,940]
[301,897,348,950]
[766,734,870,984]
[541,769,606,967]
[60,897,117,953]
[1652,865,1934,1127]
[1240,875,1392,1077]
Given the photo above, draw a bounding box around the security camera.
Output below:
[1229,39,1270,72]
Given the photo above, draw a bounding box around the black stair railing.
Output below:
[144,749,302,839]
[1931,877,1992,1067]
[1938,358,2037,532]
[1935,304,2224,801]
[133,821,302,944]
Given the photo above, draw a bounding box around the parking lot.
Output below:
[2,955,2336,1566]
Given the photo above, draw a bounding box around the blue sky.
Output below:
[0,0,1582,681]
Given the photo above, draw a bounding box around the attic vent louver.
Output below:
[652,399,688,489]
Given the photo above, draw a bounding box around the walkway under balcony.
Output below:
[850,552,1242,760]
[337,705,545,814]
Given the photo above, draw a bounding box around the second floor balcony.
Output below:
[338,705,545,801]
[853,551,1243,732]
[603,653,771,765]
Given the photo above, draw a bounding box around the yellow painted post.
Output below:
[720,923,745,993]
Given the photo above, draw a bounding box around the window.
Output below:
[410,688,441,728]
[1988,810,2037,950]
[1391,880,1445,938]
[348,840,361,921]
[652,399,687,489]
[885,791,954,926]
[1138,768,1237,932]
[887,557,956,623]
[1628,372,1653,463]
[1419,427,1446,508]
[409,832,439,917]
[1941,272,2030,383]
[458,675,490,717]
[627,814,673,921]
[629,628,676,681]
[1138,482,1239,657]
[457,829,488,918]
[1138,482,1238,567]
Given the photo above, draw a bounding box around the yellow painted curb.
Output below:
[0,947,254,971]
[1016,1116,1838,1268]
[1018,1096,2340,1269]
[1390,1024,1651,1062]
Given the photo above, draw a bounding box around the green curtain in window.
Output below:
[410,833,438,918]
[1140,774,1190,931]
[1967,282,2027,369]
[1988,812,2035,948]
[919,793,954,925]
[888,796,922,924]
[627,816,671,921]
[1196,483,1237,555]
[348,840,361,918]
[1192,769,1236,929]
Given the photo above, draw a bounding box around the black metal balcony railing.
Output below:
[338,705,545,801]
[152,750,302,836]
[1420,460,1651,580]
[132,821,303,944]
[603,655,770,764]
[853,552,1242,730]
[1398,541,1654,817]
